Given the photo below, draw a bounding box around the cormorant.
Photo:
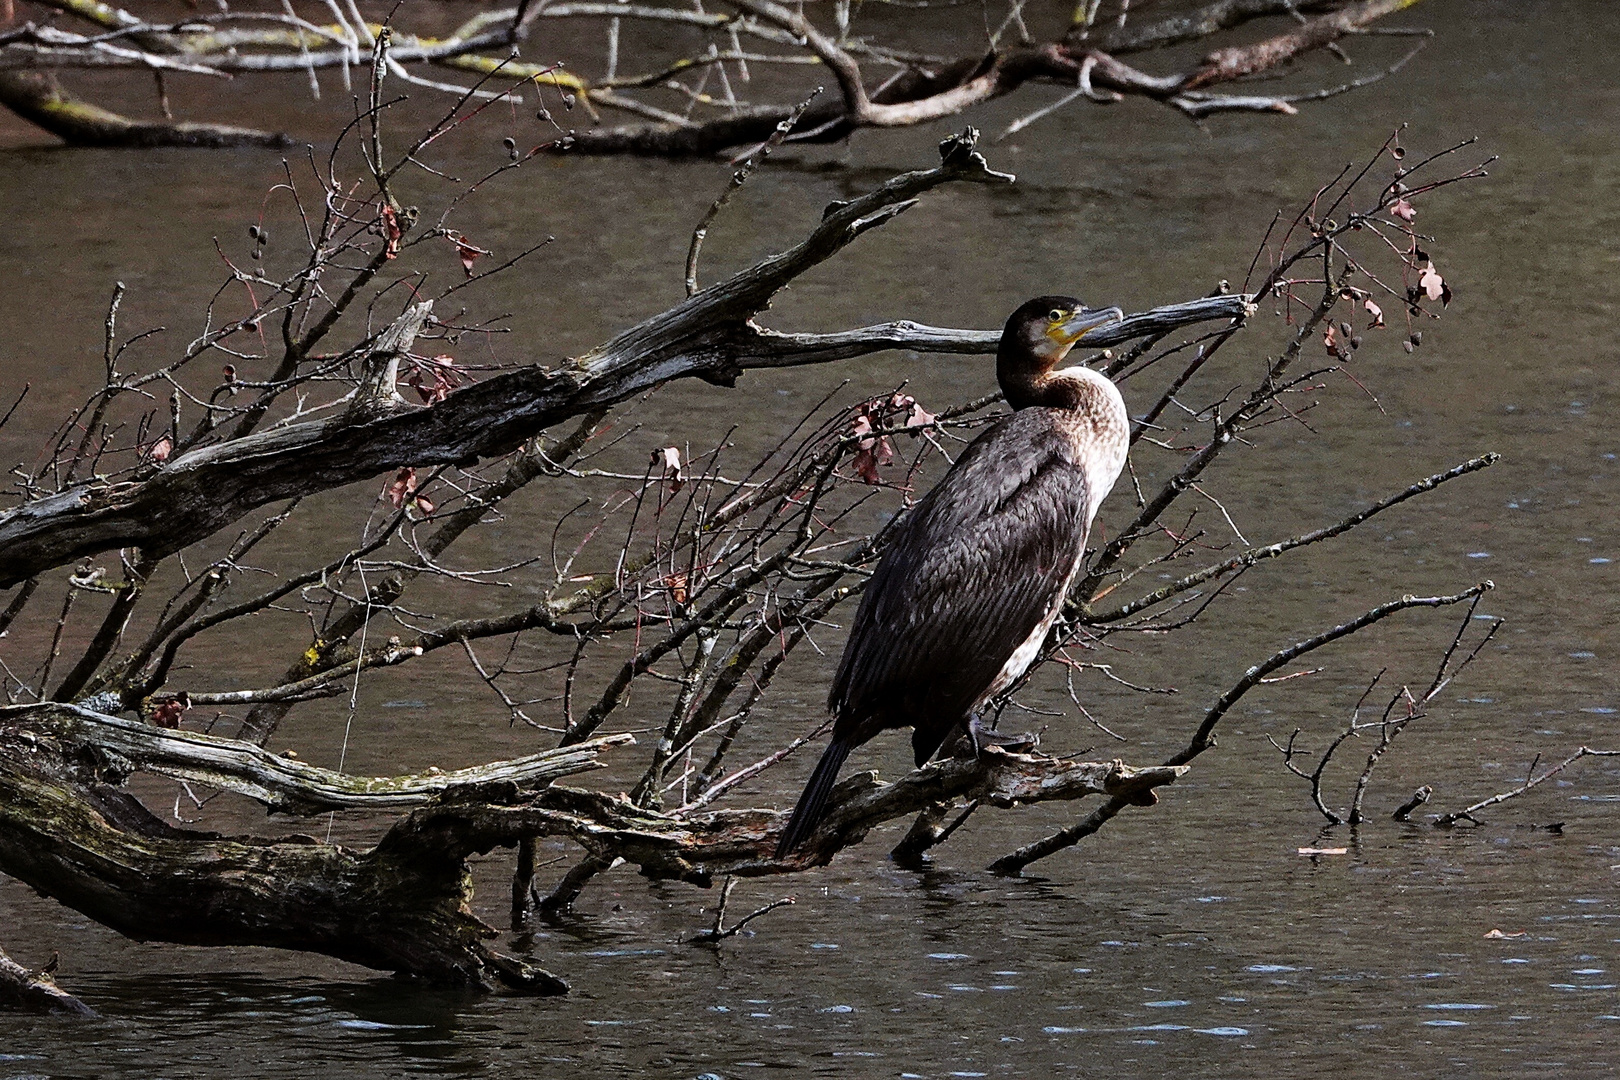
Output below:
[775,296,1131,857]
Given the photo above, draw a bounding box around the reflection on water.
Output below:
[2,0,1619,1075]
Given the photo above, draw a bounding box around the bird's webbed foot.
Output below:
[960,712,1039,757]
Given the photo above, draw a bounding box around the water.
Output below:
[2,0,1618,1075]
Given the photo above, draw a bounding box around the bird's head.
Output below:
[997,295,1124,404]
[1003,296,1124,363]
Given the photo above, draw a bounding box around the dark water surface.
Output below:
[2,0,1618,1075]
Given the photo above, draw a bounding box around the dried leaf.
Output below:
[380,204,402,260]
[150,692,190,729]
[387,466,417,508]
[1420,262,1445,302]
[852,445,882,485]
[664,571,689,605]
[404,354,462,405]
[149,435,173,463]
[1390,198,1416,222]
[1483,929,1528,940]
[1322,323,1338,354]
[654,445,686,493]
[906,402,936,428]
[449,233,491,277]
[1363,298,1385,329]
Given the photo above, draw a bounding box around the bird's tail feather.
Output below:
[775,738,853,858]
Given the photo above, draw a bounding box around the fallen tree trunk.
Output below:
[0,701,1184,989]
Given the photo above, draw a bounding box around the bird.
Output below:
[775,295,1131,857]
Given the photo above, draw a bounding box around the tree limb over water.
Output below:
[0,699,1180,990]
[0,139,1245,587]
[0,60,1499,996]
[0,0,1431,153]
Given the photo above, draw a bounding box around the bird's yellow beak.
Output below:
[1052,306,1125,345]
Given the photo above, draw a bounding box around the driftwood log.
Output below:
[0,702,1184,990]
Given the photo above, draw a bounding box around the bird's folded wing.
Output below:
[830,413,1093,725]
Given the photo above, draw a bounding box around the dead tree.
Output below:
[0,0,1435,152]
[0,55,1496,998]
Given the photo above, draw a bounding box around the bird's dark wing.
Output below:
[829,410,1092,737]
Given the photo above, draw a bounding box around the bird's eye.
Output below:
[1048,308,1065,322]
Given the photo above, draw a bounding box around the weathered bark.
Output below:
[0,700,1183,988]
[0,703,636,991]
[16,703,633,815]
[0,71,293,148]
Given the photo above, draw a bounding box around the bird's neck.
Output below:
[1006,365,1130,505]
[1002,363,1117,417]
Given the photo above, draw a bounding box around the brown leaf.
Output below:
[380,205,402,260]
[449,234,491,277]
[386,467,417,508]
[1390,198,1417,222]
[404,354,461,404]
[664,571,689,605]
[149,692,190,729]
[852,445,882,485]
[1363,298,1385,329]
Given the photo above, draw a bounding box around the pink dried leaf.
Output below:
[905,402,935,428]
[1362,298,1385,329]
[852,446,882,485]
[380,205,402,260]
[149,435,173,462]
[150,692,190,729]
[1420,262,1445,302]
[386,467,417,508]
[1390,198,1416,222]
[654,446,686,493]
[450,235,490,277]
